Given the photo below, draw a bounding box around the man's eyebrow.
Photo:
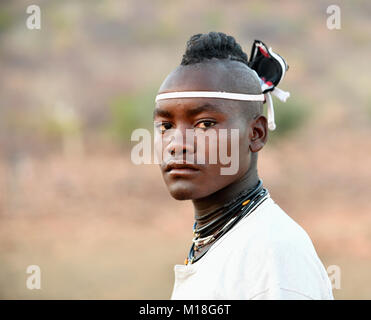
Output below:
[153,108,173,119]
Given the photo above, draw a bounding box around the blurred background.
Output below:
[0,0,370,299]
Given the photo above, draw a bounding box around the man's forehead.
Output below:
[154,98,236,118]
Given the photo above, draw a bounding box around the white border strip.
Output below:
[156,91,265,102]
[268,47,286,84]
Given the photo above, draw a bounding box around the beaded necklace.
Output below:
[185,180,268,265]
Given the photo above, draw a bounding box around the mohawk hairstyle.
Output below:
[181,32,249,66]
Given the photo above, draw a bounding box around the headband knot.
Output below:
[248,40,290,130]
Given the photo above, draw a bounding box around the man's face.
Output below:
[153,60,264,200]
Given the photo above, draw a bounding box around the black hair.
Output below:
[181,32,249,66]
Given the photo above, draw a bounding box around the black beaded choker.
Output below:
[185,180,268,265]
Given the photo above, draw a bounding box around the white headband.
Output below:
[155,91,265,102]
[156,88,290,131]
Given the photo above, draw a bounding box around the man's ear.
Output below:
[249,115,268,152]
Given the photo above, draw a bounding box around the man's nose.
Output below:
[166,128,195,157]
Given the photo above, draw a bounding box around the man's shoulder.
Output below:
[209,195,322,270]
[232,196,315,252]
[221,197,333,299]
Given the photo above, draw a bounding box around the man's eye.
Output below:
[195,120,216,129]
[156,122,172,132]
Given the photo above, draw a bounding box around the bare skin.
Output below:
[154,59,268,261]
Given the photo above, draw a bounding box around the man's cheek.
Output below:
[218,128,240,176]
[193,129,217,165]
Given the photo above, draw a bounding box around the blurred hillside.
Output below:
[0,0,371,299]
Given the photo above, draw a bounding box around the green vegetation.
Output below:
[267,95,311,142]
[0,9,12,33]
[38,105,81,139]
[106,88,157,143]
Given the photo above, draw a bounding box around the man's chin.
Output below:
[169,188,194,200]
[167,181,201,200]
[163,177,194,200]
[167,183,215,201]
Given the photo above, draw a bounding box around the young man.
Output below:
[153,32,333,300]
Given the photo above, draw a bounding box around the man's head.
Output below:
[154,32,268,200]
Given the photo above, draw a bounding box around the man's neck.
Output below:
[192,168,260,228]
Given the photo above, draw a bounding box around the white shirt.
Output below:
[171,196,334,300]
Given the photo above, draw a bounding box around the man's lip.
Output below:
[166,168,200,176]
[164,161,200,173]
